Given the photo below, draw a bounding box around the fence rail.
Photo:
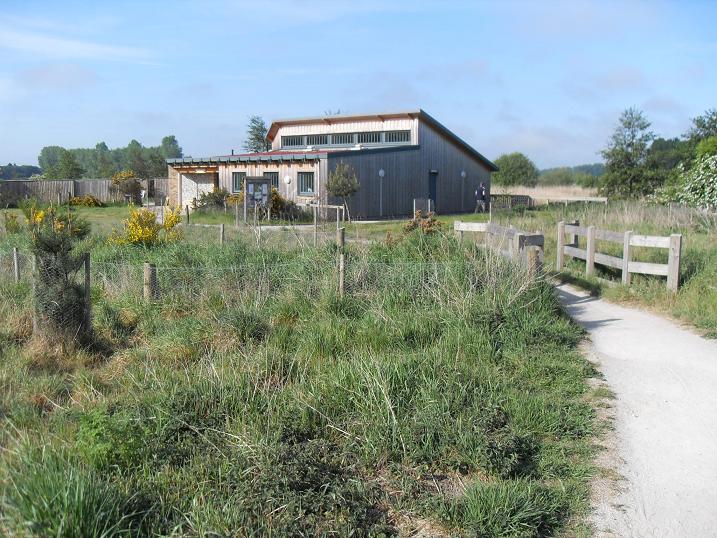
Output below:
[454,220,543,273]
[557,220,682,291]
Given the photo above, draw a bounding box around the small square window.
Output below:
[232,172,245,193]
[298,172,314,196]
[264,171,279,189]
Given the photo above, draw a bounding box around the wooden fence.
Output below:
[0,178,169,206]
[454,220,544,273]
[557,220,682,291]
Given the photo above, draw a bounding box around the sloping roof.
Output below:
[266,109,498,171]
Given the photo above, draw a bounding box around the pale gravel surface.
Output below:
[557,284,717,537]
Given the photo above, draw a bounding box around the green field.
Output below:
[0,210,600,536]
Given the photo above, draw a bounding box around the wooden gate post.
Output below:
[557,221,565,270]
[235,200,240,228]
[336,226,345,249]
[12,247,20,283]
[622,231,632,285]
[143,263,158,302]
[586,225,596,276]
[83,253,92,337]
[185,205,190,225]
[667,234,682,292]
[219,223,225,246]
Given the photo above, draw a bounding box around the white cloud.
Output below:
[0,27,150,63]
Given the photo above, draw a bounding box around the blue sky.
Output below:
[1,0,715,168]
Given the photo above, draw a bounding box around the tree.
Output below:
[492,152,538,186]
[599,107,657,197]
[125,140,149,179]
[685,109,717,142]
[53,149,84,179]
[243,116,270,153]
[38,146,65,175]
[327,161,359,221]
[160,135,182,159]
[94,142,115,178]
[696,136,717,159]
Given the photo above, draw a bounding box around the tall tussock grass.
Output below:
[0,230,595,536]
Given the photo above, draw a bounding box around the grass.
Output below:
[0,219,598,536]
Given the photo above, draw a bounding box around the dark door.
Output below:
[428,171,437,210]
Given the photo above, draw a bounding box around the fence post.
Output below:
[568,219,579,247]
[336,226,346,297]
[622,231,632,285]
[219,223,225,246]
[556,221,565,270]
[586,225,596,276]
[667,234,682,292]
[185,205,190,225]
[512,232,525,260]
[527,246,542,276]
[143,263,158,302]
[31,256,37,333]
[235,201,239,228]
[313,205,318,247]
[12,247,20,283]
[83,253,92,337]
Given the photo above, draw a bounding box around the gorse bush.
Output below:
[109,208,181,246]
[2,211,20,233]
[70,194,105,207]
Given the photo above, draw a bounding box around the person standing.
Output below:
[474,182,486,213]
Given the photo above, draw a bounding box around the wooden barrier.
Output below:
[454,220,544,273]
[557,220,682,291]
[0,178,168,206]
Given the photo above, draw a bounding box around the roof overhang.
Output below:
[167,153,325,167]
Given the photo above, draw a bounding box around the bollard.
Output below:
[143,263,159,302]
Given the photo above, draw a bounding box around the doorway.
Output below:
[428,170,438,210]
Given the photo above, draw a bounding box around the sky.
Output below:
[0,0,715,169]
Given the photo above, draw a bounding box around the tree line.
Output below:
[36,136,183,180]
[0,163,42,180]
[491,107,717,203]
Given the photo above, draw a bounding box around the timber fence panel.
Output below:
[557,220,682,291]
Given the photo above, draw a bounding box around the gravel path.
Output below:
[557,284,717,537]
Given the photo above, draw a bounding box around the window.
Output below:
[298,172,314,196]
[385,130,411,143]
[281,135,303,147]
[332,133,354,145]
[232,171,245,193]
[264,171,279,189]
[357,131,381,144]
[306,134,328,146]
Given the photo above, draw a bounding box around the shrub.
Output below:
[3,211,20,233]
[403,210,442,234]
[111,170,142,204]
[196,187,230,209]
[675,154,717,211]
[109,208,181,246]
[70,194,105,207]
